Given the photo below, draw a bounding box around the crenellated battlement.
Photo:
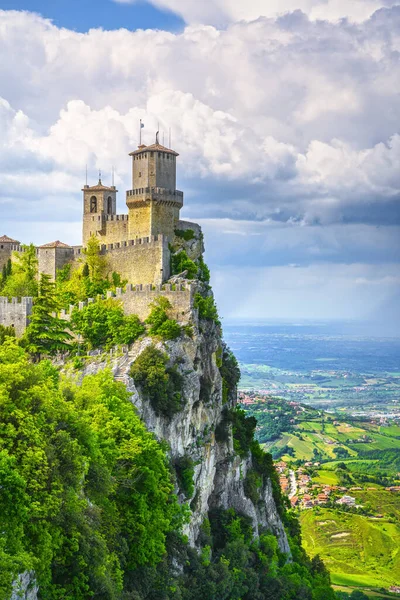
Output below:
[59,282,194,324]
[0,296,33,337]
[103,214,129,222]
[100,234,166,253]
[0,296,34,306]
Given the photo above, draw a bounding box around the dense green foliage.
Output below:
[194,293,220,325]
[23,273,72,358]
[0,244,38,297]
[130,345,184,418]
[218,345,240,404]
[171,250,198,280]
[174,455,195,499]
[71,299,145,349]
[197,257,210,284]
[172,508,335,600]
[145,297,182,340]
[174,229,195,241]
[0,340,182,599]
[0,325,15,345]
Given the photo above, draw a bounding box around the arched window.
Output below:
[90,196,97,213]
[107,196,113,214]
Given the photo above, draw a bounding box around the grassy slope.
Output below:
[300,508,400,588]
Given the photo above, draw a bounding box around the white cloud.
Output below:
[0,8,399,319]
[113,0,400,26]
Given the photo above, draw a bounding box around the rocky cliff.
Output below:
[81,305,290,555]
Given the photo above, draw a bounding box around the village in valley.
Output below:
[239,391,400,596]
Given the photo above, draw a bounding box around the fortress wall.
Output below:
[0,297,33,337]
[151,201,179,239]
[128,202,152,239]
[0,246,13,271]
[117,283,193,322]
[60,283,194,324]
[38,247,75,280]
[102,235,170,285]
[98,214,129,245]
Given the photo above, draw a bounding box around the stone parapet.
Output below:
[0,296,34,337]
[126,187,183,207]
[59,283,195,324]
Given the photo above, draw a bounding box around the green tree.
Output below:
[171,249,198,279]
[146,296,182,340]
[83,235,108,283]
[0,324,15,345]
[71,299,144,349]
[1,245,38,297]
[0,340,182,599]
[24,273,72,358]
[130,345,184,417]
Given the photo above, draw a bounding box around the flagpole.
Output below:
[139,119,142,146]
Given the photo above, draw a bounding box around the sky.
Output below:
[0,0,399,325]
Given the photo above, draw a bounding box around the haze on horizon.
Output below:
[0,0,399,326]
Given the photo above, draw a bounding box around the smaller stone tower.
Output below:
[82,178,118,247]
[126,135,183,240]
[38,240,74,280]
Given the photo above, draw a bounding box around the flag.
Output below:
[140,121,144,129]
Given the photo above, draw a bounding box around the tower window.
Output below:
[139,172,142,177]
[90,196,97,213]
[107,196,113,214]
[151,151,154,157]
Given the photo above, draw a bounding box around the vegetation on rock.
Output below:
[130,345,184,417]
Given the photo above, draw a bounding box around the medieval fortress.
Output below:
[0,139,202,335]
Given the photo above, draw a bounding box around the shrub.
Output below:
[174,228,195,241]
[0,324,16,345]
[130,345,184,417]
[194,293,220,325]
[171,250,198,279]
[198,256,210,283]
[230,407,257,458]
[114,314,146,345]
[174,455,195,498]
[71,299,144,349]
[219,345,240,402]
[243,469,262,505]
[146,296,182,340]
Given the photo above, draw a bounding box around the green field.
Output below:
[313,470,340,485]
[300,509,400,589]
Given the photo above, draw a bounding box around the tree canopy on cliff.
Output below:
[0,339,182,599]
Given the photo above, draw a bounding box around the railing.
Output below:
[126,187,183,199]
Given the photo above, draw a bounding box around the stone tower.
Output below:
[82,178,118,247]
[126,136,183,240]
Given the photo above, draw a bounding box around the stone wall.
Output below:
[0,245,13,271]
[38,247,75,280]
[96,214,129,245]
[127,201,152,239]
[102,235,170,285]
[0,297,33,336]
[60,283,194,324]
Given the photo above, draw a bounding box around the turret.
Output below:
[82,177,118,247]
[126,134,183,240]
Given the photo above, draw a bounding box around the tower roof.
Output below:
[39,240,72,249]
[129,143,179,157]
[82,179,117,192]
[0,235,19,244]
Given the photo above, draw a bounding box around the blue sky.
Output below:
[0,0,399,324]
[0,0,184,31]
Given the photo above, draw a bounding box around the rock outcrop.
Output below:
[82,311,290,555]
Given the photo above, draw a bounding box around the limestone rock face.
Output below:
[11,572,38,600]
[82,316,290,554]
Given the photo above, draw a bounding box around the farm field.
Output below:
[300,508,400,589]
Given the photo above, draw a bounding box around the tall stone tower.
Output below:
[82,178,118,247]
[126,136,183,240]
